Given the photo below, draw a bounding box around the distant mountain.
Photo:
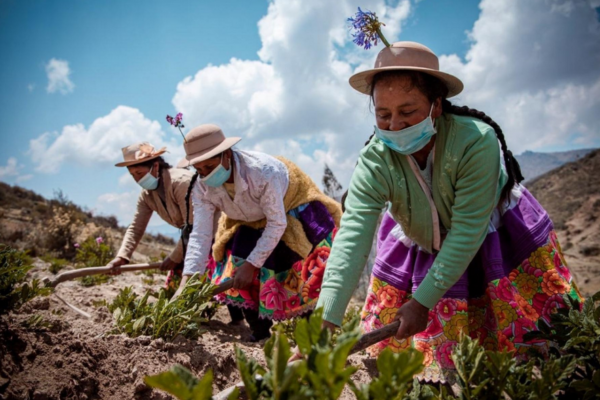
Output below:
[527,149,600,297]
[516,148,596,183]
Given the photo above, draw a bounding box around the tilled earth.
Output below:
[0,261,374,400]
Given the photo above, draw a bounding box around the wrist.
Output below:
[411,297,429,311]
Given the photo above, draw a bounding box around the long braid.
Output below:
[441,99,524,203]
[181,172,199,253]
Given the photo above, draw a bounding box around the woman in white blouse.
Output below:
[178,124,342,341]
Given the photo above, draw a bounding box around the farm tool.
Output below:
[42,262,235,296]
[41,262,235,317]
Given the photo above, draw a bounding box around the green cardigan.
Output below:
[317,113,508,326]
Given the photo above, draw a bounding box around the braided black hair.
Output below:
[180,171,199,253]
[342,70,523,208]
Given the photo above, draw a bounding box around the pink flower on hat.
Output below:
[96,236,103,244]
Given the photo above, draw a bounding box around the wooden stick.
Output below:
[213,320,401,400]
[44,262,162,287]
[53,293,92,319]
[212,279,234,296]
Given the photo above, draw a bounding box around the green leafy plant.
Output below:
[144,365,230,400]
[274,305,362,347]
[351,349,431,400]
[108,273,215,340]
[75,235,114,286]
[41,255,69,274]
[525,291,600,399]
[235,308,362,400]
[0,244,51,314]
[440,335,576,400]
[21,313,53,330]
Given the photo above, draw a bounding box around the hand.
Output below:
[160,256,178,272]
[107,257,128,276]
[394,298,429,341]
[172,275,190,300]
[232,261,257,290]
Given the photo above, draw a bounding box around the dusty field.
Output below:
[0,261,374,400]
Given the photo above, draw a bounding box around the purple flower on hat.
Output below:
[348,7,390,49]
[96,236,103,245]
[74,243,80,248]
[166,113,187,142]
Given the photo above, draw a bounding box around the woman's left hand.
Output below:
[160,256,178,271]
[394,298,429,341]
[233,261,256,289]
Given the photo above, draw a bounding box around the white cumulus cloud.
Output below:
[172,0,412,187]
[440,0,600,153]
[28,105,186,174]
[171,0,600,189]
[0,157,33,183]
[46,58,75,94]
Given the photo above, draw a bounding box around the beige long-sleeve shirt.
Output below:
[117,168,195,263]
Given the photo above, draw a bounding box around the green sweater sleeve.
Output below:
[317,143,390,326]
[413,125,501,309]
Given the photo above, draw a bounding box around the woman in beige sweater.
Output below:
[106,142,215,293]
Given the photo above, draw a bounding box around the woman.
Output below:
[316,42,582,380]
[107,142,218,293]
[179,124,341,342]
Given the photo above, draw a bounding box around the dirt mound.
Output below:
[0,261,266,399]
[0,258,377,399]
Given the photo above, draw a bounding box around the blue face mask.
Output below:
[374,103,437,155]
[137,165,159,190]
[201,153,232,187]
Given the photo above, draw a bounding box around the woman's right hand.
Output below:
[107,257,128,275]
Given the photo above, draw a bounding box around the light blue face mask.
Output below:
[201,153,232,187]
[137,165,159,190]
[374,103,437,155]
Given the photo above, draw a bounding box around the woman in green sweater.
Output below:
[316,42,582,380]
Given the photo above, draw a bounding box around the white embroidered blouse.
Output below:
[183,150,290,275]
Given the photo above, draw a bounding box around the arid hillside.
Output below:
[527,149,600,296]
[0,182,175,262]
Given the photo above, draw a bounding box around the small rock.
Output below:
[29,297,51,311]
[137,335,151,346]
[151,338,164,350]
[172,334,187,345]
[32,389,50,400]
[134,378,147,393]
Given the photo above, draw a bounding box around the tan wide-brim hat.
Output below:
[115,142,167,167]
[349,41,464,98]
[177,124,241,168]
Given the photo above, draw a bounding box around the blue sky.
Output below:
[1,0,599,237]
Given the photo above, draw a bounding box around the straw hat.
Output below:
[115,142,167,167]
[177,124,241,168]
[349,41,463,97]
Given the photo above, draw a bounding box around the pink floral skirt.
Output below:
[212,201,337,320]
[362,188,583,382]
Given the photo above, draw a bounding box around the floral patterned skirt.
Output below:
[212,201,337,321]
[362,186,583,382]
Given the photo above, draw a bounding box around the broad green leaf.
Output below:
[190,369,213,400]
[144,364,197,399]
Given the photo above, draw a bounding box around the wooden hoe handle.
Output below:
[44,262,162,287]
